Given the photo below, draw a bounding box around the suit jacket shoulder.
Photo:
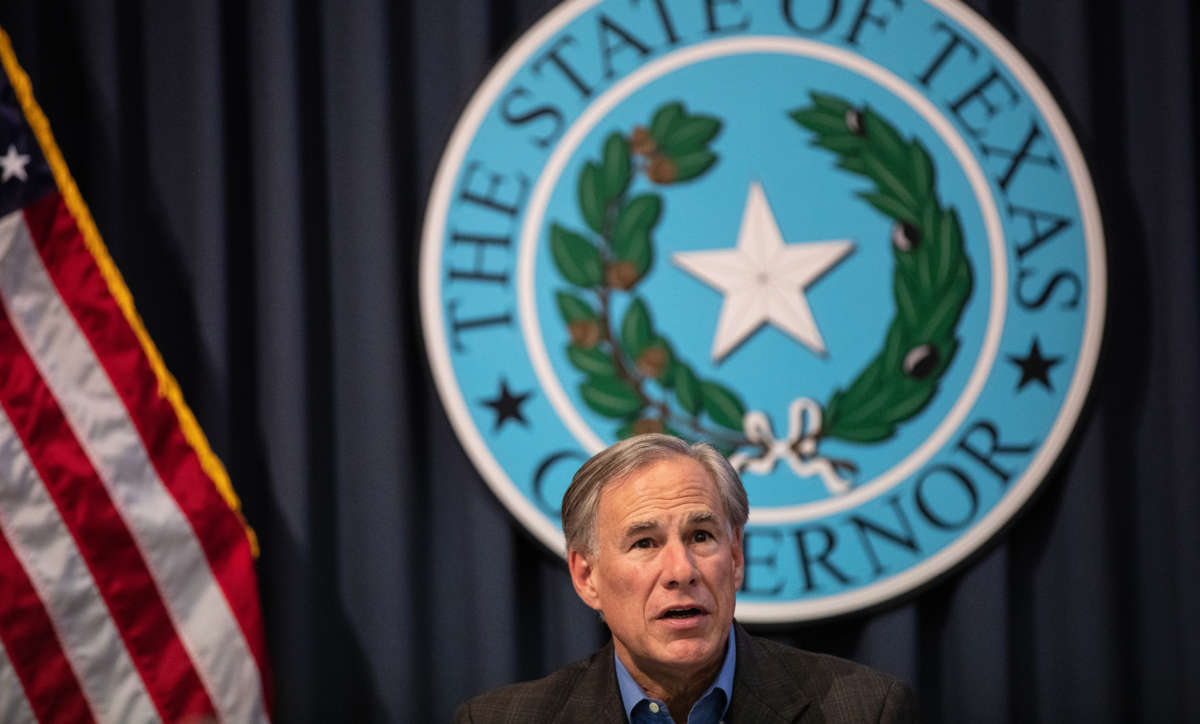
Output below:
[730,624,916,723]
[455,625,914,724]
[453,643,625,724]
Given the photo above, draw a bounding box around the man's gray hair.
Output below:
[561,433,749,555]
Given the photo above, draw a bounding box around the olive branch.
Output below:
[790,92,974,445]
[549,101,750,450]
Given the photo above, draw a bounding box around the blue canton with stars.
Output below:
[0,67,55,218]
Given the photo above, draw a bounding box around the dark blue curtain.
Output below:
[2,0,1197,721]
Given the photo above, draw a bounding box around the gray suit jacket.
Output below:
[454,623,915,723]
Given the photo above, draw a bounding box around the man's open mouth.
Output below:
[660,607,705,619]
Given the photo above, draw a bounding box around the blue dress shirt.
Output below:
[614,626,737,724]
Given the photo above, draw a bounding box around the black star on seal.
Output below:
[481,378,532,430]
[1007,337,1063,392]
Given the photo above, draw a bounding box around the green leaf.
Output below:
[555,291,596,322]
[838,355,886,410]
[893,235,921,285]
[908,141,934,199]
[612,226,653,277]
[839,325,909,427]
[550,223,604,287]
[578,163,606,234]
[567,344,616,377]
[880,321,907,379]
[649,102,684,145]
[580,377,644,418]
[886,379,936,421]
[602,133,632,199]
[620,298,653,356]
[657,340,677,387]
[917,202,939,291]
[822,392,843,431]
[837,156,870,176]
[826,419,895,443]
[863,153,918,212]
[921,262,972,341]
[815,134,866,154]
[662,115,721,155]
[700,381,745,430]
[613,195,662,245]
[934,208,963,287]
[858,191,920,227]
[861,108,905,162]
[672,151,717,182]
[674,363,701,416]
[809,91,852,114]
[894,267,922,334]
[788,107,847,136]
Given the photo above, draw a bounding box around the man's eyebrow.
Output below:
[686,511,717,526]
[622,520,660,537]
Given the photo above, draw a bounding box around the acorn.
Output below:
[631,126,656,156]
[568,319,601,348]
[633,417,664,435]
[891,221,920,252]
[606,260,640,290]
[902,344,939,379]
[636,345,669,379]
[845,108,865,136]
[646,155,677,184]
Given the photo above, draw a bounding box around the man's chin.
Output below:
[656,634,724,668]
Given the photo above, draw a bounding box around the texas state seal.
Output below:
[420,0,1106,621]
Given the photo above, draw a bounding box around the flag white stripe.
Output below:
[0,408,155,722]
[0,211,267,722]
[0,631,39,724]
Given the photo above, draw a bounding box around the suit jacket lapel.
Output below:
[553,640,627,724]
[726,622,811,724]
[556,626,813,724]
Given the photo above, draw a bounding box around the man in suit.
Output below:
[456,434,914,723]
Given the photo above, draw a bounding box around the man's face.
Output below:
[568,455,744,684]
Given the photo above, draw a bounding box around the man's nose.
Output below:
[662,538,698,587]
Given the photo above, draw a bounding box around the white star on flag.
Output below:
[673,181,854,361]
[0,143,31,182]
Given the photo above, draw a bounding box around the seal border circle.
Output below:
[418,0,1108,622]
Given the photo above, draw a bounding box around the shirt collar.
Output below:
[613,625,737,723]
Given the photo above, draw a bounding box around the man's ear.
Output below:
[568,548,602,612]
[731,527,745,592]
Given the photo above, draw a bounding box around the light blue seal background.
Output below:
[534,51,994,506]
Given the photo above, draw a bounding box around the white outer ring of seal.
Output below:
[419,0,1107,622]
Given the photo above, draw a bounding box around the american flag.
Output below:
[0,29,271,723]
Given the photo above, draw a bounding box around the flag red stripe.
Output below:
[0,304,217,722]
[0,524,94,724]
[24,190,273,707]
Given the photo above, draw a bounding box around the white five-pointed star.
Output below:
[673,182,854,361]
[0,144,31,183]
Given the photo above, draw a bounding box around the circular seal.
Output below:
[420,0,1105,622]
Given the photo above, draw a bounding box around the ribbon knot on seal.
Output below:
[728,398,851,495]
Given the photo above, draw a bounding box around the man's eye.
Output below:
[633,538,654,549]
[694,530,712,543]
